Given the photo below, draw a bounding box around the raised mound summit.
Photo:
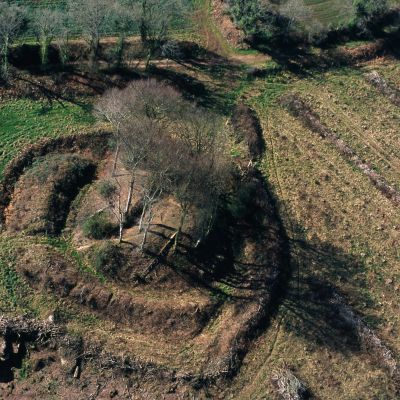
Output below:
[0,102,288,397]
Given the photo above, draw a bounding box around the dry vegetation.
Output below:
[223,57,400,399]
[0,1,400,399]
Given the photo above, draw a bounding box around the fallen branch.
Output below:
[141,232,177,278]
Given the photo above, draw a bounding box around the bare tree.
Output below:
[31,8,63,67]
[68,0,114,67]
[174,105,225,154]
[95,83,173,242]
[55,18,73,67]
[111,0,138,67]
[138,134,185,251]
[169,143,230,251]
[279,0,312,31]
[136,0,187,69]
[95,80,230,251]
[95,79,181,175]
[0,1,24,79]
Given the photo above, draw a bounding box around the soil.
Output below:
[210,0,247,49]
[0,118,288,397]
[5,154,96,235]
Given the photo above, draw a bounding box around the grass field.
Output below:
[0,5,399,395]
[0,99,94,178]
[304,0,400,26]
[225,57,400,399]
[304,0,354,26]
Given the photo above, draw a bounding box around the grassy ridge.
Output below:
[0,99,94,178]
[229,59,400,399]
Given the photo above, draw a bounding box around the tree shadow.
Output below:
[279,228,378,355]
[0,340,26,383]
[148,47,246,115]
[255,33,400,80]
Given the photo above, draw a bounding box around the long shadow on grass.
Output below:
[149,49,246,116]
[280,230,377,355]
[254,33,400,79]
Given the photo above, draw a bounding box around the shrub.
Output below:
[353,0,389,20]
[97,181,117,201]
[352,0,390,33]
[228,182,258,220]
[82,213,115,239]
[91,242,124,277]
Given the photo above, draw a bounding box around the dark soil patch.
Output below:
[231,103,265,160]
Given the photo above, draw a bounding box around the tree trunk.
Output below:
[140,208,153,251]
[115,34,125,67]
[90,36,99,69]
[116,176,134,243]
[138,202,147,233]
[144,47,152,71]
[40,38,49,67]
[124,177,135,215]
[1,36,9,79]
[112,142,120,177]
[57,36,69,66]
[118,212,124,243]
[173,208,187,252]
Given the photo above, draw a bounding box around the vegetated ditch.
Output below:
[0,103,293,395]
[17,244,214,338]
[0,130,111,232]
[280,93,400,206]
[202,103,291,381]
[6,154,97,235]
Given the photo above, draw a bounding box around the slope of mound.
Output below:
[5,154,96,235]
[0,112,288,397]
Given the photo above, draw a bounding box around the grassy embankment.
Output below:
[226,57,400,399]
[0,100,94,319]
[0,99,94,178]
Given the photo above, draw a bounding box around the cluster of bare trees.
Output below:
[0,2,24,79]
[0,0,188,79]
[95,79,230,251]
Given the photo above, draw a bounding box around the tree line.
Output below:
[227,0,399,47]
[0,0,189,79]
[94,79,231,252]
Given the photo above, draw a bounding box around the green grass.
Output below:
[304,0,354,26]
[304,0,400,26]
[46,236,106,282]
[0,237,35,314]
[0,99,94,178]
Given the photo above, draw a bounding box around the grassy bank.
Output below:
[0,99,94,178]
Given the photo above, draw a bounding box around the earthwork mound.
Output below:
[0,119,288,394]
